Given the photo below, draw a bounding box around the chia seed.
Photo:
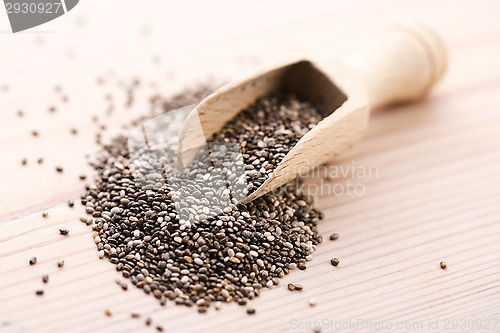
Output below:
[329,233,339,241]
[81,85,324,311]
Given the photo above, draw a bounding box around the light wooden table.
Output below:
[1,1,500,332]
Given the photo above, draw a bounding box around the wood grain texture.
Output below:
[1,1,500,333]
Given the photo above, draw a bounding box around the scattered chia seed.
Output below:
[309,299,316,307]
[29,257,37,265]
[42,212,48,218]
[70,128,78,135]
[81,85,324,312]
[42,274,49,283]
[35,290,44,296]
[330,258,340,267]
[105,309,112,317]
[440,261,447,269]
[79,175,87,181]
[37,158,44,164]
[156,326,164,332]
[329,233,339,241]
[68,200,74,208]
[246,308,256,315]
[57,260,65,268]
[59,228,69,235]
[49,106,56,113]
[131,313,141,318]
[21,158,27,166]
[17,110,23,117]
[56,166,63,173]
[31,130,39,137]
[145,318,152,326]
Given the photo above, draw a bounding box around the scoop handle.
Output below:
[350,20,447,108]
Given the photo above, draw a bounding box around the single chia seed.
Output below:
[294,284,303,291]
[59,228,69,236]
[329,233,339,241]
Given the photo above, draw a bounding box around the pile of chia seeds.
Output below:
[211,93,323,194]
[81,85,324,312]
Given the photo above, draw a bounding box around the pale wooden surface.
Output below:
[1,1,500,333]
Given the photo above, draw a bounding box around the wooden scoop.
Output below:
[178,20,447,204]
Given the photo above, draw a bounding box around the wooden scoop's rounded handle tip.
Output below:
[394,20,447,87]
[355,20,447,107]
